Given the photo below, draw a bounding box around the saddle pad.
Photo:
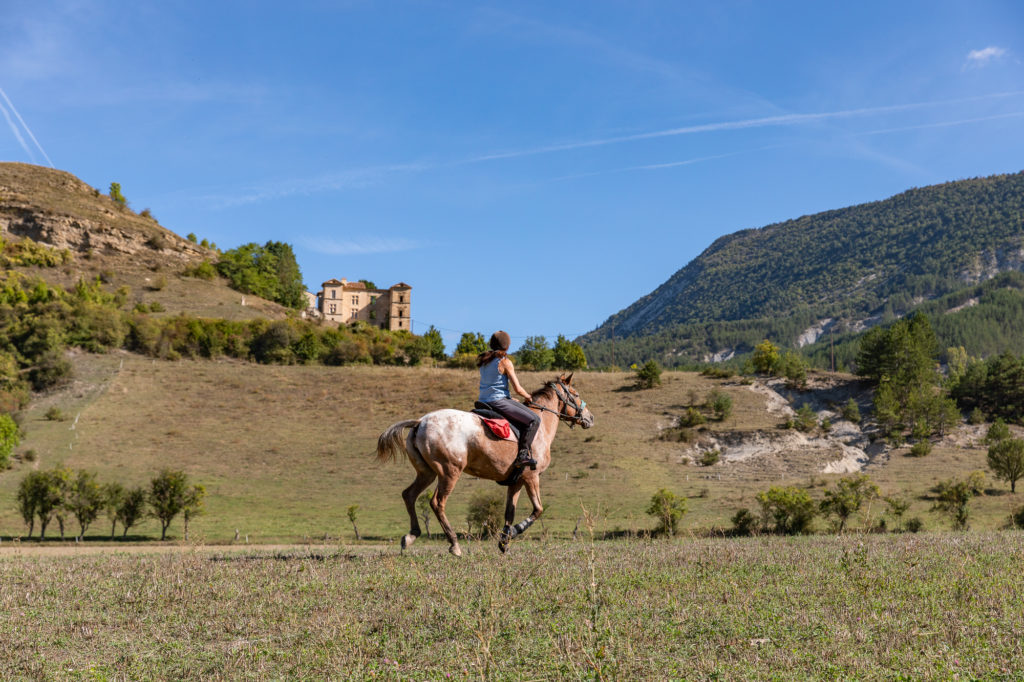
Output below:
[479,417,516,442]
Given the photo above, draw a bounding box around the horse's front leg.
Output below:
[498,485,523,554]
[498,475,543,553]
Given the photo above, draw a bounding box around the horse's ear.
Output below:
[565,373,574,385]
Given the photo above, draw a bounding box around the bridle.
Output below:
[525,380,588,428]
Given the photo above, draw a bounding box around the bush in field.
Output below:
[421,326,446,362]
[66,470,105,540]
[885,495,910,532]
[149,469,192,540]
[679,407,705,427]
[251,321,299,364]
[466,491,505,539]
[779,352,807,389]
[646,488,688,537]
[908,440,932,458]
[731,508,757,536]
[750,339,781,374]
[16,467,69,539]
[0,413,20,469]
[516,336,555,371]
[183,261,218,280]
[346,505,361,541]
[987,438,1024,493]
[794,403,818,432]
[985,419,1011,445]
[117,487,147,538]
[634,360,662,389]
[757,486,816,535]
[709,391,733,421]
[454,332,487,357]
[819,474,880,534]
[841,398,862,423]
[932,477,976,530]
[108,182,126,206]
[553,335,588,370]
[1012,506,1024,530]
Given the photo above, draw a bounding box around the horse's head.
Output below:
[556,373,595,429]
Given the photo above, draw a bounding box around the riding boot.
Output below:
[515,446,537,470]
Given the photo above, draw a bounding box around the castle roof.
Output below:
[390,282,412,289]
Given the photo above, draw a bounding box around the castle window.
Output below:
[331,290,336,299]
[329,304,336,314]
[351,295,359,305]
[399,295,405,303]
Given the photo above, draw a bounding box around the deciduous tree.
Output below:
[149,469,190,540]
[987,438,1024,493]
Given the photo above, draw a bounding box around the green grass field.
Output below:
[2,533,1023,679]
[2,356,1021,543]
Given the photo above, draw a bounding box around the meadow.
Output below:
[1,532,1023,679]
[2,356,1020,543]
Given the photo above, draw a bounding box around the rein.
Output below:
[525,381,588,428]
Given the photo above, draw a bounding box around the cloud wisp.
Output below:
[299,236,420,256]
[0,85,54,167]
[200,90,1024,207]
[964,46,1009,69]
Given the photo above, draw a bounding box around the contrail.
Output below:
[0,100,34,162]
[463,90,1024,164]
[0,86,54,167]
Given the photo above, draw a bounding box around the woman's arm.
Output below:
[500,357,532,401]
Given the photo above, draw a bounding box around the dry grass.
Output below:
[2,356,1019,544]
[1,533,1022,679]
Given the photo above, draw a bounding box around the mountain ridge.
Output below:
[579,171,1024,366]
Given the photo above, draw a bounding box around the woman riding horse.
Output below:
[477,331,540,471]
[376,371,594,555]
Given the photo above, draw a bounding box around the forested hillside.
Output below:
[579,171,1024,367]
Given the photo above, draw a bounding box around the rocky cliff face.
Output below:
[0,162,208,269]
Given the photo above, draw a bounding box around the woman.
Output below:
[478,330,539,470]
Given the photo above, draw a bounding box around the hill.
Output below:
[0,162,291,321]
[2,357,1016,542]
[579,171,1024,367]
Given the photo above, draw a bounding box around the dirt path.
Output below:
[0,542,382,558]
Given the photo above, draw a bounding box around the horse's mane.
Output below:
[530,380,561,403]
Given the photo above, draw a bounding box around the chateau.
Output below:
[312,278,412,330]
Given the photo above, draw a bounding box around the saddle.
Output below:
[471,401,520,442]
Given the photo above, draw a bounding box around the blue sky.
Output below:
[2,1,1023,351]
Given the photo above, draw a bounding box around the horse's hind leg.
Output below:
[430,472,463,557]
[498,484,523,554]
[400,471,437,551]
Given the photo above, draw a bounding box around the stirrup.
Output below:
[516,449,537,470]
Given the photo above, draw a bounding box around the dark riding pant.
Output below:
[485,398,540,454]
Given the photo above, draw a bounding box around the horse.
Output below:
[375,374,594,555]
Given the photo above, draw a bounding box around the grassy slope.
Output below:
[2,357,1018,543]
[1,534,1022,679]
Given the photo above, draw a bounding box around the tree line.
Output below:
[15,467,204,541]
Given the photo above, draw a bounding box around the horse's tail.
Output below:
[376,419,420,464]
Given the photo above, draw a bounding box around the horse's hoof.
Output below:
[498,539,509,554]
[401,534,416,550]
[449,544,463,557]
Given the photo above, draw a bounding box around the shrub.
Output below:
[109,182,126,206]
[140,208,154,220]
[700,366,733,379]
[756,486,816,535]
[967,407,986,425]
[146,234,169,251]
[646,488,687,536]
[29,350,73,391]
[794,403,817,432]
[678,407,705,427]
[187,233,198,243]
[183,261,217,280]
[634,360,662,389]
[905,517,924,533]
[751,339,780,374]
[466,490,505,538]
[709,391,733,421]
[908,440,932,457]
[699,450,720,466]
[779,352,807,388]
[0,413,19,469]
[819,474,880,533]
[1011,506,1024,530]
[840,398,862,423]
[932,477,976,530]
[731,508,757,536]
[147,275,167,291]
[44,406,65,421]
[985,419,1011,445]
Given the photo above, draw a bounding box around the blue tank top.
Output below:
[479,357,509,402]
